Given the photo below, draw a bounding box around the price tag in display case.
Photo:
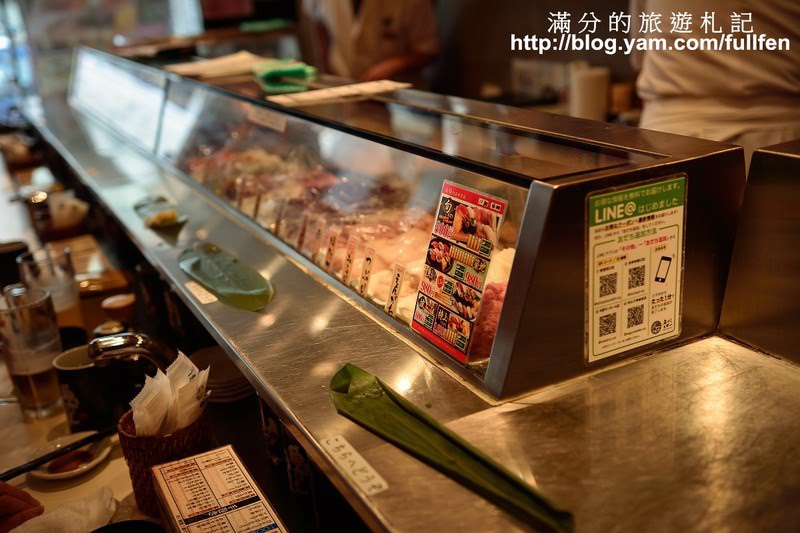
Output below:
[247,105,287,133]
[273,198,287,238]
[296,211,311,251]
[384,263,406,317]
[310,217,326,262]
[359,247,376,296]
[412,181,507,363]
[324,228,340,272]
[251,190,263,220]
[234,176,246,210]
[341,235,359,283]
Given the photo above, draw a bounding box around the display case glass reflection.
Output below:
[159,81,529,368]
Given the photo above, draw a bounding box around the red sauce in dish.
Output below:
[47,450,94,473]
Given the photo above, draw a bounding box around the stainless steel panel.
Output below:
[720,141,800,364]
[368,336,800,531]
[485,179,553,395]
[494,152,746,396]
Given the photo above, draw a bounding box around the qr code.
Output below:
[599,273,618,297]
[599,313,616,337]
[627,305,644,328]
[628,266,646,290]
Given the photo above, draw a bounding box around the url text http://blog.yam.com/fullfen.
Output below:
[511,10,791,56]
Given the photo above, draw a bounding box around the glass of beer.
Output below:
[0,285,63,418]
[17,247,84,330]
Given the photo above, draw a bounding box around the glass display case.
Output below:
[66,47,745,398]
[158,79,538,367]
[69,49,167,153]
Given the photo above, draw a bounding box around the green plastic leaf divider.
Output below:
[179,242,274,312]
[329,363,573,532]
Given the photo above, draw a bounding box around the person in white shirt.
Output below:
[303,0,440,86]
[631,0,800,167]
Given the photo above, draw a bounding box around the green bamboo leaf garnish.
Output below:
[330,364,573,532]
[179,242,274,311]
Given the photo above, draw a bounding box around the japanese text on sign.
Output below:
[412,181,507,363]
[586,175,686,362]
[321,435,388,496]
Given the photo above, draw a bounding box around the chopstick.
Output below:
[0,426,116,481]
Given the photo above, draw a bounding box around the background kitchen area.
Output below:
[0,1,799,532]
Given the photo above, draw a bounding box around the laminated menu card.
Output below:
[152,445,285,533]
[412,181,507,363]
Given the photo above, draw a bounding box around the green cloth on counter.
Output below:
[179,242,274,312]
[253,59,316,94]
[329,364,573,531]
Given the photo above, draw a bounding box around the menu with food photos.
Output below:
[412,181,507,363]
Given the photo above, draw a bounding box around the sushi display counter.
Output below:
[17,46,800,530]
[66,48,747,397]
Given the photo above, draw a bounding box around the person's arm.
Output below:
[361,0,439,82]
[312,21,332,74]
[359,52,435,82]
[302,0,332,73]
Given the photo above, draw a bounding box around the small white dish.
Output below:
[28,431,112,480]
[207,387,254,404]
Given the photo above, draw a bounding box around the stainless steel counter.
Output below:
[452,336,800,531]
[22,96,800,531]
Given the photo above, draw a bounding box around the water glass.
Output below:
[0,285,63,419]
[17,247,84,329]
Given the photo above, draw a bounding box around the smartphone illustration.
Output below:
[654,256,672,283]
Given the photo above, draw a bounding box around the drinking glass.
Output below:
[0,285,63,418]
[17,247,84,329]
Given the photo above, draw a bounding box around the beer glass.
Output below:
[17,248,84,329]
[0,285,62,418]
